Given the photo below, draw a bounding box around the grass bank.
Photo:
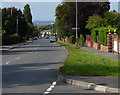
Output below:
[56,42,119,76]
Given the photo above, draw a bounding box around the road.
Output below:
[2,39,101,94]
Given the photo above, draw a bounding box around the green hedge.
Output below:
[93,26,117,46]
[98,28,107,46]
[3,33,24,45]
[78,34,85,46]
[91,29,97,43]
[68,35,75,44]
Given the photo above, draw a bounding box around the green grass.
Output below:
[56,42,119,76]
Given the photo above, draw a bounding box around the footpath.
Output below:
[0,41,30,51]
[58,41,119,93]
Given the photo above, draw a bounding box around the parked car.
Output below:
[38,36,42,39]
[33,36,38,40]
[50,37,57,43]
[44,36,49,39]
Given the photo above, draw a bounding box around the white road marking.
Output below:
[16,57,20,60]
[6,62,10,64]
[47,88,52,92]
[5,57,21,64]
[34,48,37,50]
[52,82,57,86]
[50,85,55,89]
[44,92,50,94]
[43,81,57,94]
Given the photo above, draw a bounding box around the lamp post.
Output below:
[71,0,79,46]
[16,15,18,36]
[76,0,78,46]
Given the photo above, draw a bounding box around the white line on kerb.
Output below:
[43,81,57,94]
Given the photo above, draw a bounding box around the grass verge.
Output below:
[56,42,119,76]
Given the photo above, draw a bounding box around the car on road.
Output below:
[38,36,42,39]
[44,36,49,39]
[33,36,38,40]
[50,37,57,43]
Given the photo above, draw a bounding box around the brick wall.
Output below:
[85,35,93,47]
[93,42,99,49]
[86,34,120,54]
[100,45,108,53]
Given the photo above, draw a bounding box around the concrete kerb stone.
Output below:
[57,73,119,93]
[8,42,27,50]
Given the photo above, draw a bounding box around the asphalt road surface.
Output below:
[2,39,101,94]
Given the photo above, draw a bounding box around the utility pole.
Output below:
[75,0,78,46]
[11,7,12,15]
[16,15,18,35]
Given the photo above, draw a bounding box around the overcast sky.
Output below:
[2,1,119,21]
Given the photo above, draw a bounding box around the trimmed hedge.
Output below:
[92,26,117,46]
[98,27,107,46]
[78,34,85,46]
[91,29,97,43]
[68,35,75,44]
[3,33,24,45]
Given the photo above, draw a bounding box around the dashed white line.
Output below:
[47,88,52,92]
[44,92,50,94]
[52,82,57,86]
[5,57,21,65]
[34,48,37,50]
[50,85,55,89]
[6,62,10,64]
[16,57,20,60]
[43,81,57,94]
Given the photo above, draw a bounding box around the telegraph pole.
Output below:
[75,0,78,46]
[11,7,12,15]
[16,15,18,35]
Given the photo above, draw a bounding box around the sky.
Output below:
[1,1,120,21]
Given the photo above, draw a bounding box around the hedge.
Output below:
[92,26,117,46]
[68,35,75,44]
[91,29,97,43]
[78,34,85,46]
[3,33,24,45]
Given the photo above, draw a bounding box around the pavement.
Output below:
[0,42,28,51]
[58,41,119,93]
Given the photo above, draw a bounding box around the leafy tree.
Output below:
[23,4,32,24]
[55,2,110,40]
[86,14,108,30]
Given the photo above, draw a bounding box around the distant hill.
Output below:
[33,21,55,26]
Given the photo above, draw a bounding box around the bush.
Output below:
[3,33,24,45]
[91,29,97,43]
[78,34,85,46]
[98,28,107,46]
[68,35,75,44]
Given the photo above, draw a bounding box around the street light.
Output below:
[72,27,80,46]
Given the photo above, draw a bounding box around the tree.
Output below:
[23,4,32,24]
[55,2,110,40]
[77,2,110,35]
[86,14,108,30]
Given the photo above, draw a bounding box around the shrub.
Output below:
[91,29,97,43]
[3,33,24,45]
[78,34,85,46]
[68,35,75,44]
[94,26,116,46]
